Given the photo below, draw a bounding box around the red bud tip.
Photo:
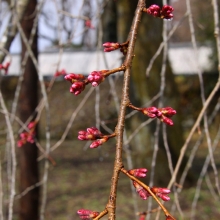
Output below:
[103,42,120,52]
[77,209,99,219]
[128,168,148,178]
[17,121,37,147]
[151,187,171,201]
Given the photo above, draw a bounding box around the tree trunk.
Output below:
[18,0,39,219]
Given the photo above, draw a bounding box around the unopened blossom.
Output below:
[138,212,147,220]
[161,5,174,19]
[78,127,102,140]
[85,20,94,29]
[159,115,174,126]
[141,106,160,118]
[145,4,174,20]
[78,127,109,149]
[133,181,150,200]
[139,106,176,126]
[146,4,161,17]
[151,187,171,201]
[128,168,148,178]
[103,42,120,52]
[87,70,108,87]
[90,137,108,149]
[77,209,99,219]
[0,62,10,75]
[54,69,67,77]
[159,107,176,117]
[17,121,37,147]
[70,81,85,95]
[64,73,85,83]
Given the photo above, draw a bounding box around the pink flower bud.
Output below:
[160,115,174,126]
[161,5,174,20]
[17,140,25,147]
[103,42,120,52]
[139,212,147,220]
[78,127,103,141]
[145,4,174,20]
[85,20,95,29]
[86,127,102,136]
[88,71,107,87]
[146,4,161,17]
[70,82,85,95]
[0,62,10,75]
[141,107,158,118]
[133,181,150,200]
[159,107,176,117]
[28,121,37,129]
[89,137,108,148]
[151,187,171,201]
[20,132,28,140]
[128,168,148,178]
[64,74,85,83]
[77,209,99,219]
[55,69,67,77]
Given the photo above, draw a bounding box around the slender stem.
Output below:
[104,1,146,219]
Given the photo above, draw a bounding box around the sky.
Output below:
[0,0,99,54]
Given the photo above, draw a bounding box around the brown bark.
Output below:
[18,0,39,219]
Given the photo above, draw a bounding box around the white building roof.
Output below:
[168,43,213,75]
[4,43,213,76]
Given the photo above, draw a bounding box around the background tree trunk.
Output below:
[18,0,39,219]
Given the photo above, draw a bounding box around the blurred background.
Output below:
[0,0,219,219]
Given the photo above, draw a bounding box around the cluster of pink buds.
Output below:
[78,127,109,148]
[87,70,108,87]
[144,5,174,20]
[133,181,171,201]
[64,73,86,95]
[141,106,176,126]
[77,209,99,219]
[151,187,171,201]
[17,121,37,147]
[54,69,67,77]
[103,42,128,55]
[128,168,148,178]
[0,62,10,75]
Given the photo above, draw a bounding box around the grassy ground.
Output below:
[41,140,220,220]
[1,76,220,219]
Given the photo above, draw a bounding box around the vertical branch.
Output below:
[105,1,145,219]
[0,91,16,220]
[212,0,220,70]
